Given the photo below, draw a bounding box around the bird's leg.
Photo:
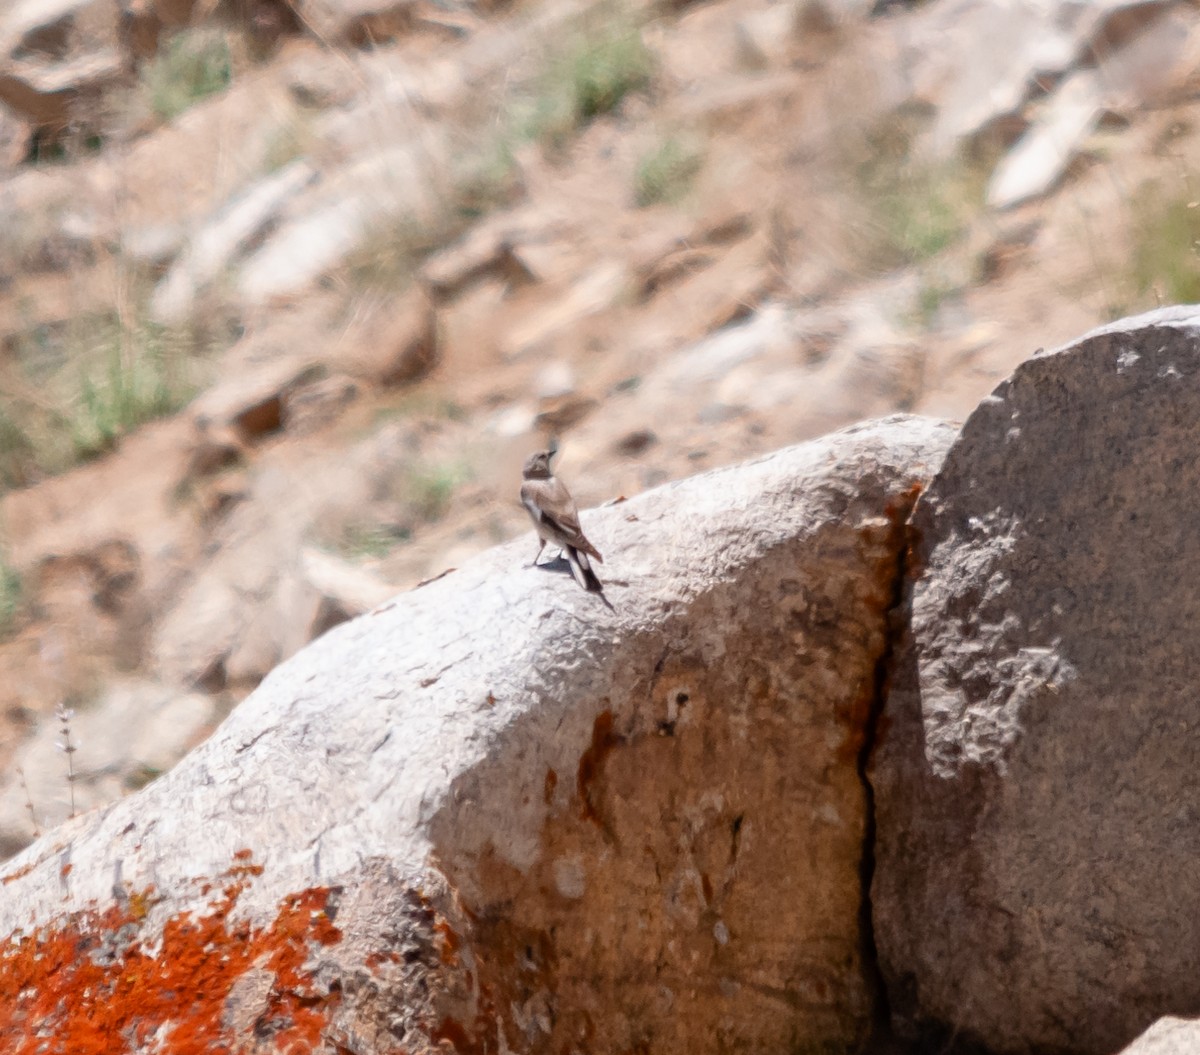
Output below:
[531,538,546,566]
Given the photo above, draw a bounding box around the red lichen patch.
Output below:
[364,949,401,974]
[0,855,343,1055]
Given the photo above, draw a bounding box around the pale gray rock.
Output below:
[0,679,216,859]
[1119,1017,1200,1055]
[986,8,1193,211]
[235,142,444,305]
[631,290,923,440]
[915,0,1081,157]
[986,68,1104,210]
[156,416,448,690]
[420,208,548,299]
[915,0,1173,158]
[119,221,185,266]
[873,306,1200,1055]
[150,160,317,324]
[533,360,576,401]
[153,458,338,690]
[0,416,954,1054]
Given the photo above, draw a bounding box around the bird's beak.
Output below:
[547,436,559,460]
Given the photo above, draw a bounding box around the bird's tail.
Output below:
[566,546,604,593]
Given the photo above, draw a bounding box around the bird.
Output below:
[520,446,605,594]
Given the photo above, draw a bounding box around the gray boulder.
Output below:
[0,416,952,1054]
[872,306,1200,1054]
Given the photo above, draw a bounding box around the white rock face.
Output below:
[1120,1017,1200,1055]
[0,415,954,1054]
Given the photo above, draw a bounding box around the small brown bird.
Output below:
[520,447,604,594]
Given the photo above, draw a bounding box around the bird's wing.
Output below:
[519,482,545,524]
[530,479,586,539]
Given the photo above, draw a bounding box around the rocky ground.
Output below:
[0,0,1197,856]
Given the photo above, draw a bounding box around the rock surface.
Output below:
[0,415,954,1054]
[1119,1017,1200,1055]
[0,679,216,859]
[872,306,1200,1055]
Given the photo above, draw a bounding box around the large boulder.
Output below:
[0,416,953,1054]
[1119,1017,1200,1055]
[872,306,1200,1054]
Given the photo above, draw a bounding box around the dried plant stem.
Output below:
[55,703,77,819]
[17,765,39,836]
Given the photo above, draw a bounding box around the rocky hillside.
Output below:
[0,0,1197,856]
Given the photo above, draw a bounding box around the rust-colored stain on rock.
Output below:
[577,708,619,825]
[435,917,462,966]
[836,487,925,767]
[0,854,342,1055]
[0,862,35,887]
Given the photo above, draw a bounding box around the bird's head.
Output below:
[522,449,554,480]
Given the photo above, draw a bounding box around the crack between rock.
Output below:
[856,501,916,1055]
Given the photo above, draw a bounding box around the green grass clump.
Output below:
[0,408,39,491]
[338,522,407,561]
[521,17,654,147]
[407,460,470,523]
[857,160,980,269]
[634,135,704,207]
[339,10,651,292]
[1129,186,1200,306]
[142,29,233,122]
[844,115,985,272]
[69,324,188,461]
[0,312,200,486]
[0,551,21,640]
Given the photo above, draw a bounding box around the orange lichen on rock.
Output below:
[0,855,343,1055]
